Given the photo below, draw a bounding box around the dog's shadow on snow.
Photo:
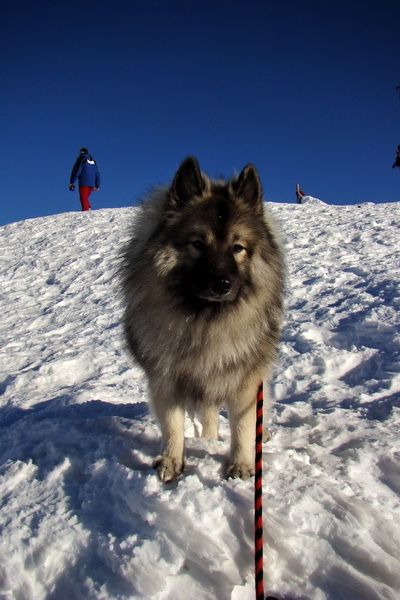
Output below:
[0,395,148,428]
[0,395,157,477]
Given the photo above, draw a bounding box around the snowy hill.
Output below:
[297,195,325,205]
[0,203,399,600]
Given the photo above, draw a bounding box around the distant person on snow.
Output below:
[296,184,305,204]
[69,148,101,211]
[392,145,400,169]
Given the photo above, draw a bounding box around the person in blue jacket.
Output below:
[69,148,101,211]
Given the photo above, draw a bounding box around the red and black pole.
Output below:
[255,381,264,600]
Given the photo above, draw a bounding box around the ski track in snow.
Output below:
[0,202,399,600]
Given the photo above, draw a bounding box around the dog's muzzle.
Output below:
[209,276,232,298]
[193,274,239,302]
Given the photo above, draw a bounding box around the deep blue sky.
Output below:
[1,0,399,225]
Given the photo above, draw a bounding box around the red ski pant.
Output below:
[79,186,93,211]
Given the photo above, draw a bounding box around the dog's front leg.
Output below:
[226,381,259,479]
[152,396,185,482]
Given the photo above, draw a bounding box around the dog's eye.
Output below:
[190,240,205,251]
[233,244,246,254]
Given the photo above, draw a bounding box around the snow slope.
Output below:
[0,202,399,600]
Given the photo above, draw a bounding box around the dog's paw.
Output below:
[153,456,184,482]
[226,463,255,480]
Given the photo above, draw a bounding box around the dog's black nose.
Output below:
[211,277,232,297]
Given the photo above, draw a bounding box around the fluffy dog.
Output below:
[121,157,284,481]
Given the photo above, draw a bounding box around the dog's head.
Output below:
[153,157,279,310]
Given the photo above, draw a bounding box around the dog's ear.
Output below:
[233,165,263,212]
[169,157,205,207]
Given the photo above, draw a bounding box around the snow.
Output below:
[297,195,325,205]
[0,201,399,600]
